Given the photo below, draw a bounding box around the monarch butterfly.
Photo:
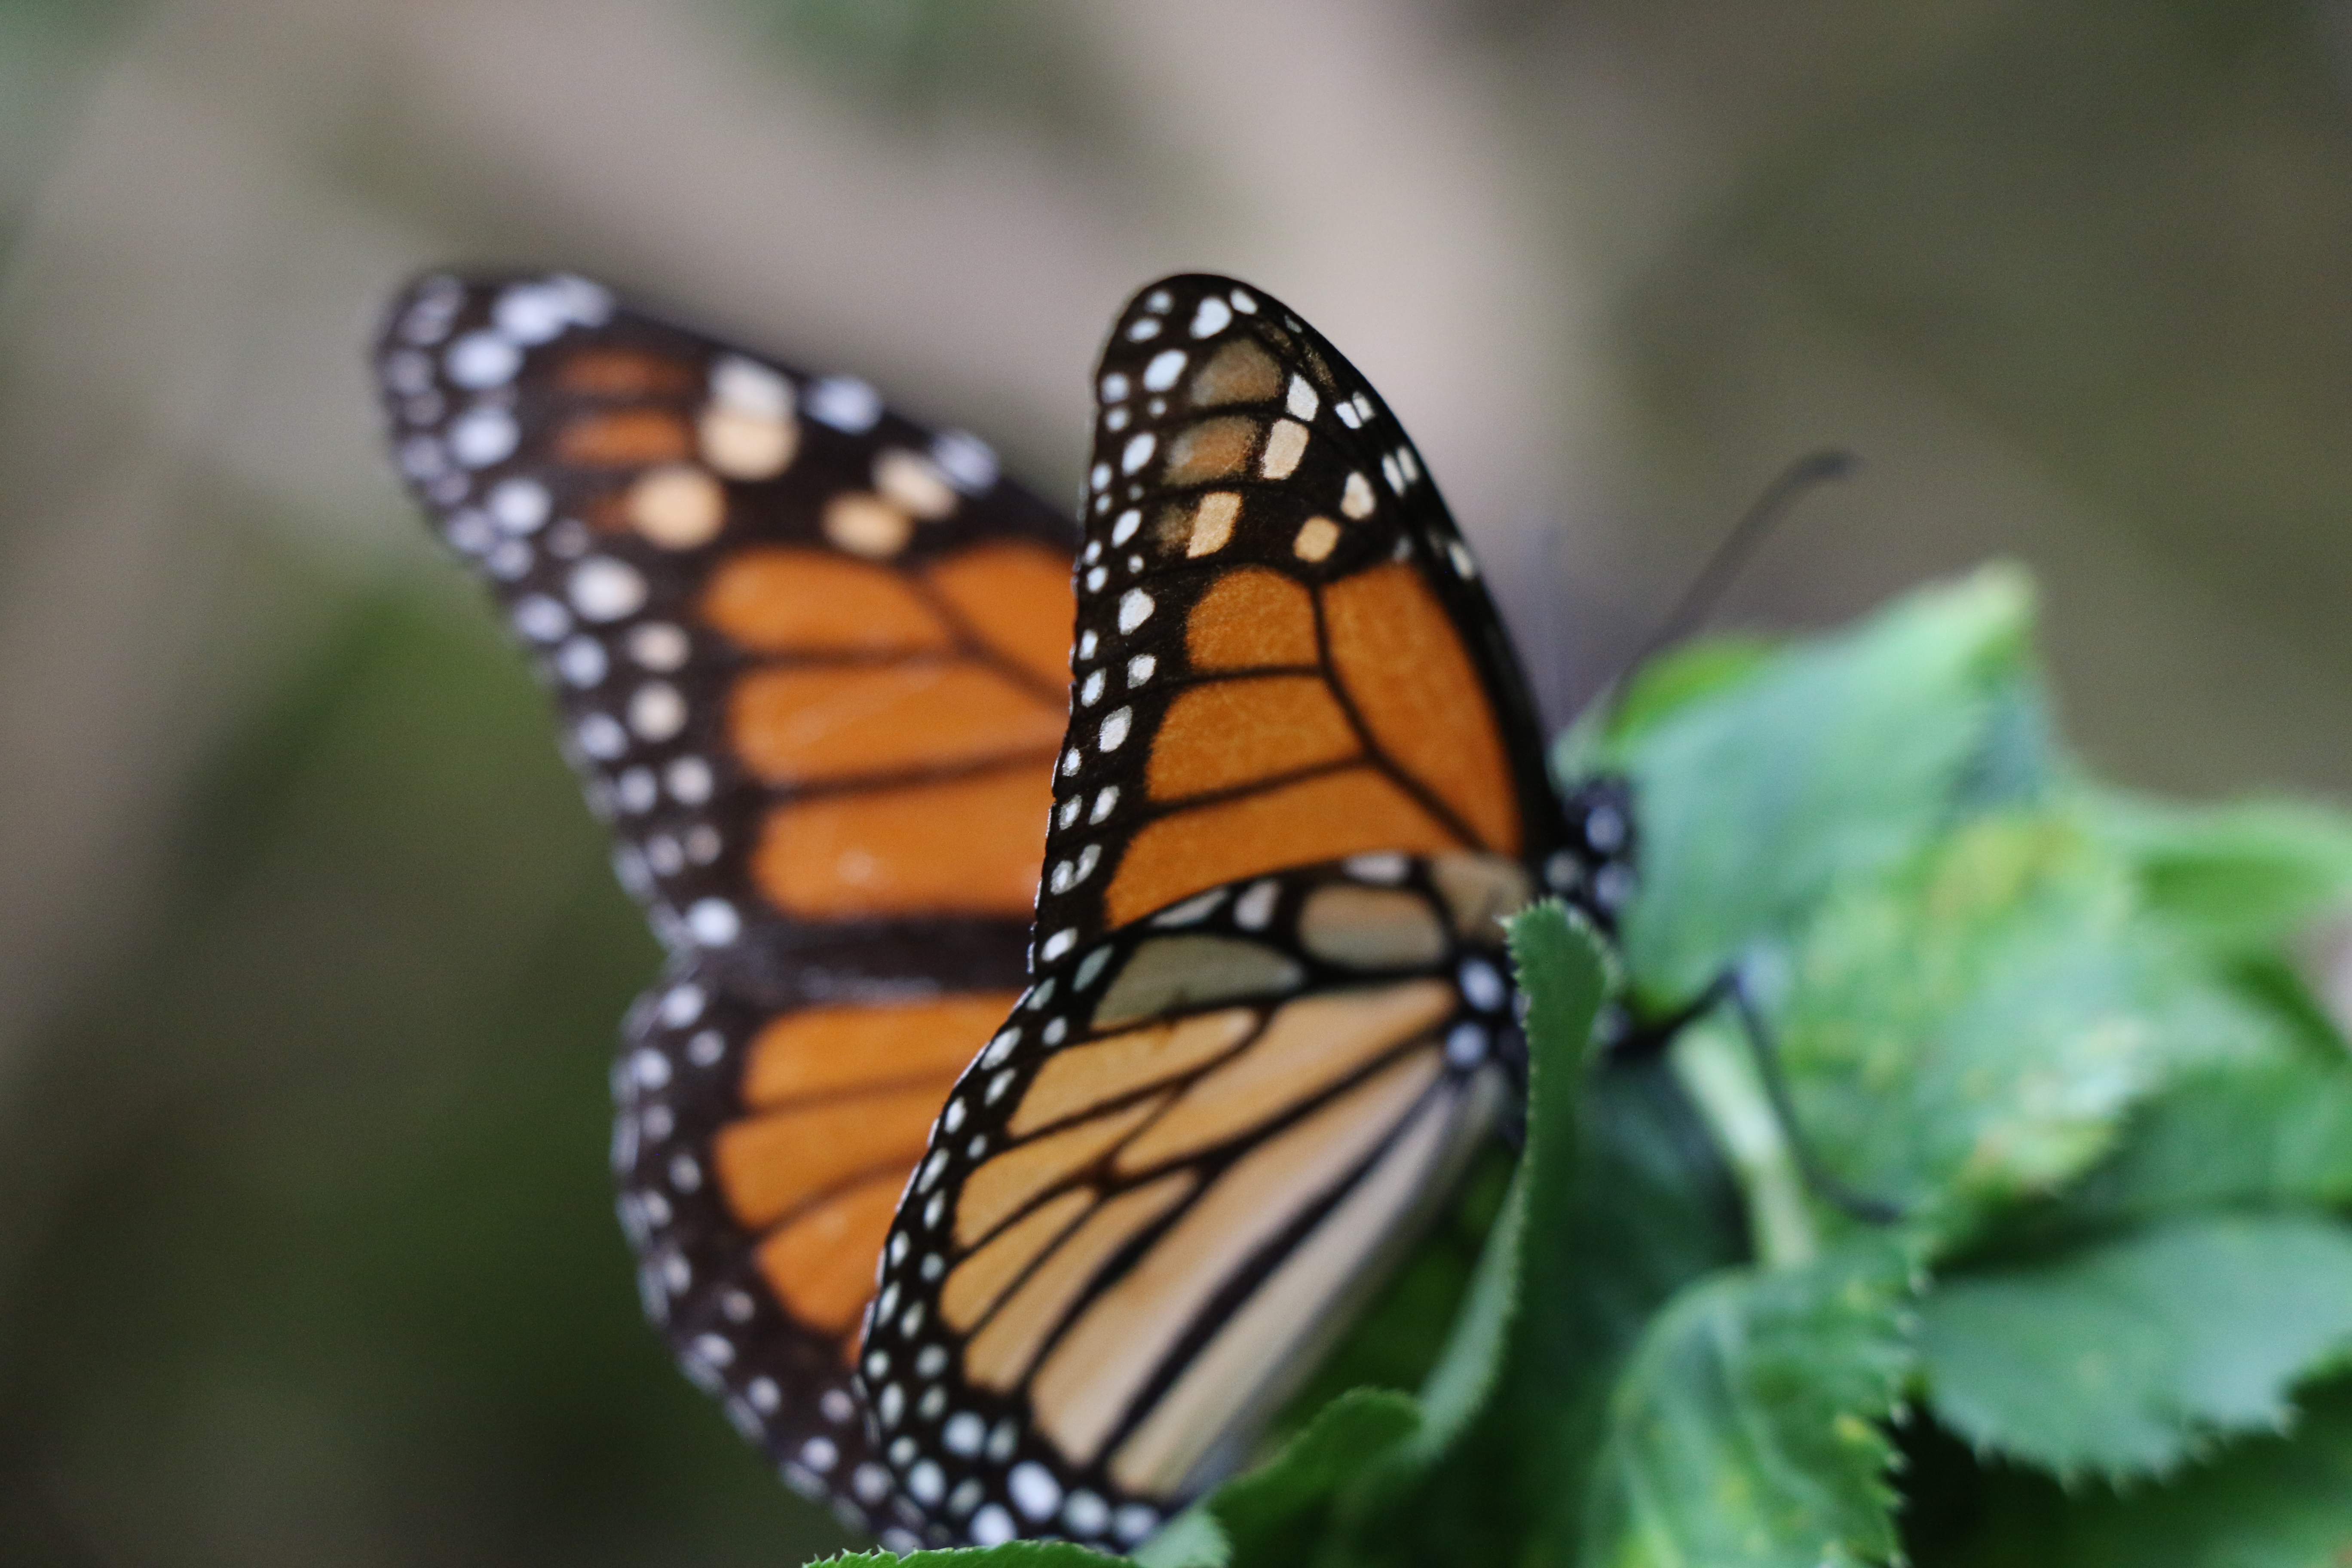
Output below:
[373,271,1632,1551]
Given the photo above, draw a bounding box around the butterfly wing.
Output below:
[1026,275,1616,967]
[373,272,1075,1540]
[857,275,1634,1549]
[860,851,1536,1549]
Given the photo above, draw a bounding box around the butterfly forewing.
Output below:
[374,272,1076,1540]
[1027,276,1578,972]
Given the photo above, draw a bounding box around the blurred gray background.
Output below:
[3,1,2349,1562]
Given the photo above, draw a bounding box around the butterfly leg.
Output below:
[1617,967,1902,1225]
[1712,967,1905,1225]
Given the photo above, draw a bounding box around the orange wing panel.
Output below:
[729,663,1063,783]
[924,541,1077,689]
[702,547,954,655]
[752,765,1052,917]
[940,1187,1096,1332]
[1322,563,1521,854]
[1185,568,1319,671]
[755,1170,906,1342]
[1145,676,1359,802]
[555,409,694,466]
[1105,767,1463,927]
[713,1082,943,1229]
[964,1173,1197,1394]
[740,994,1018,1107]
[555,347,699,397]
[956,1096,1169,1248]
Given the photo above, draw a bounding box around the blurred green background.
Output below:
[3,1,2350,1562]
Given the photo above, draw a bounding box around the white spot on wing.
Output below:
[711,355,790,417]
[446,331,521,389]
[971,1504,1017,1547]
[1142,349,1187,392]
[447,407,518,467]
[1009,1461,1062,1521]
[628,683,687,741]
[493,282,571,343]
[1262,420,1309,480]
[932,430,998,493]
[512,596,568,642]
[686,899,741,946]
[628,622,690,670]
[569,557,648,621]
[806,375,882,432]
[487,477,550,532]
[943,1412,985,1455]
[555,635,606,687]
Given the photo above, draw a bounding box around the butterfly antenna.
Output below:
[1620,448,1860,680]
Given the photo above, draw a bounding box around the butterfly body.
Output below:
[374,270,1632,1552]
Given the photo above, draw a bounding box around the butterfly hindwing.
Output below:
[374,273,1077,1540]
[858,851,1533,1548]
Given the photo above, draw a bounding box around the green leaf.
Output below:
[1917,1212,2352,1479]
[1219,1390,1421,1540]
[1581,1239,1916,1568]
[1778,812,2165,1219]
[1145,1389,1421,1568]
[1407,902,1613,1461]
[1592,565,2037,1001]
[1509,899,1618,1071]
[2027,1377,2352,1568]
[1126,1508,1228,1568]
[817,1542,1124,1567]
[2099,792,2352,955]
[2061,1056,2352,1223]
[1377,946,1746,1564]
